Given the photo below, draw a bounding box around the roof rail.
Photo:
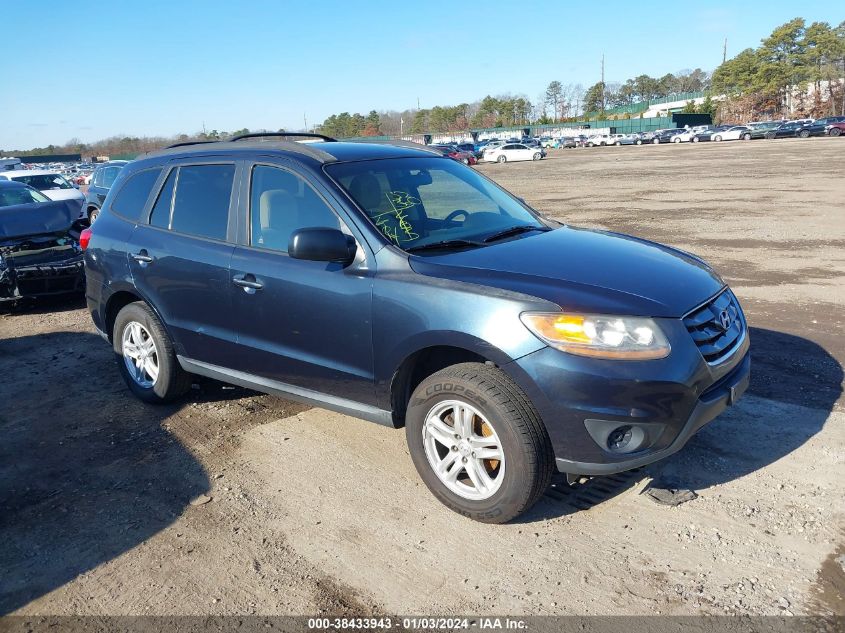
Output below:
[164,140,218,149]
[229,132,337,143]
[346,138,444,156]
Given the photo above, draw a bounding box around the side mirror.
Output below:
[289,227,356,264]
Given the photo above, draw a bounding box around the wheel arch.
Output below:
[388,342,510,428]
[103,287,173,349]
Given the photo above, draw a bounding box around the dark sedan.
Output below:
[691,126,729,142]
[765,121,804,139]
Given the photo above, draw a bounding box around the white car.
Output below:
[0,169,86,218]
[482,143,544,163]
[711,126,751,142]
[585,135,611,147]
[671,129,698,142]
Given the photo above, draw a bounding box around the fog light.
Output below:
[607,426,633,452]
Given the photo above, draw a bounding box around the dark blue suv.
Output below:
[84,133,750,523]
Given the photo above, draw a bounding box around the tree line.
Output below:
[712,18,845,120]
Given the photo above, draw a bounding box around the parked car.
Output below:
[0,170,86,219]
[613,134,643,146]
[711,126,751,142]
[482,143,545,162]
[0,181,85,303]
[826,121,845,136]
[670,129,699,143]
[691,126,728,142]
[431,145,477,166]
[652,129,687,144]
[84,160,128,223]
[585,135,611,147]
[554,137,577,149]
[84,134,749,523]
[794,117,845,137]
[741,122,782,140]
[762,121,805,139]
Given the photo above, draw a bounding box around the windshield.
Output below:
[12,173,73,191]
[326,156,545,251]
[0,186,51,207]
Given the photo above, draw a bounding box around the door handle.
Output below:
[132,251,153,266]
[232,274,264,293]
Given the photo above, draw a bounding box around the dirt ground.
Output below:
[1,138,843,618]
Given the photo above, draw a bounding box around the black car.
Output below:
[0,181,85,303]
[740,122,782,140]
[84,133,749,523]
[795,116,845,138]
[765,121,804,139]
[651,128,686,144]
[84,160,128,223]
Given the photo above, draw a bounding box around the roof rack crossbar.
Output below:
[164,140,218,149]
[229,132,337,143]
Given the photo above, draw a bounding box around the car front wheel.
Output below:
[405,363,554,523]
[88,207,100,223]
[830,128,842,137]
[713,135,722,142]
[113,302,192,404]
[497,155,507,163]
[743,133,752,141]
[652,138,660,144]
[692,137,700,142]
[799,130,810,138]
[532,152,541,160]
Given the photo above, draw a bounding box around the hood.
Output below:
[409,227,724,317]
[0,200,79,240]
[42,188,85,202]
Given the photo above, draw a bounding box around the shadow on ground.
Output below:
[0,331,208,614]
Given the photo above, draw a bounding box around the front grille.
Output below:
[683,289,745,364]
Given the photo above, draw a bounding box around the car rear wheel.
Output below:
[765,132,775,139]
[405,363,554,523]
[113,302,192,404]
[636,139,642,145]
[497,155,507,163]
[532,152,541,160]
[652,138,660,144]
[799,129,810,138]
[88,207,100,223]
[713,135,722,142]
[743,133,752,141]
[830,128,842,137]
[615,141,622,146]
[672,137,681,143]
[692,136,700,142]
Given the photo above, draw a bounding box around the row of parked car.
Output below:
[576,116,845,147]
[430,139,548,164]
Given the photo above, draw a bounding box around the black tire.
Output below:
[113,301,192,404]
[692,136,699,143]
[672,137,681,143]
[765,132,775,140]
[405,362,554,523]
[743,133,752,141]
[713,135,722,142]
[497,154,507,163]
[652,138,660,144]
[830,128,842,137]
[636,139,642,145]
[799,129,810,138]
[532,152,541,161]
[88,207,100,223]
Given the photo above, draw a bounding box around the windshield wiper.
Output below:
[482,224,551,243]
[405,239,484,253]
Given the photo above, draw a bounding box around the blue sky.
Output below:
[2,0,841,149]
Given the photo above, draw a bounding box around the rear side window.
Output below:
[170,164,234,240]
[149,169,176,229]
[110,169,161,220]
[102,166,121,188]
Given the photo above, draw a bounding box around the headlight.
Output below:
[520,312,671,360]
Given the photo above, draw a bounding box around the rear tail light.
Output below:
[79,227,93,251]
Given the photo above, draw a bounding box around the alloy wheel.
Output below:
[422,400,505,501]
[122,321,159,388]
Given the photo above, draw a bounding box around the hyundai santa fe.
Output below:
[83,133,750,523]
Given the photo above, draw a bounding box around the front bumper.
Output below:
[504,313,750,476]
[0,256,85,301]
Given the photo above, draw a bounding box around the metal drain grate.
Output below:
[544,468,646,511]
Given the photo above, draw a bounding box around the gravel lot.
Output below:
[1,137,843,617]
